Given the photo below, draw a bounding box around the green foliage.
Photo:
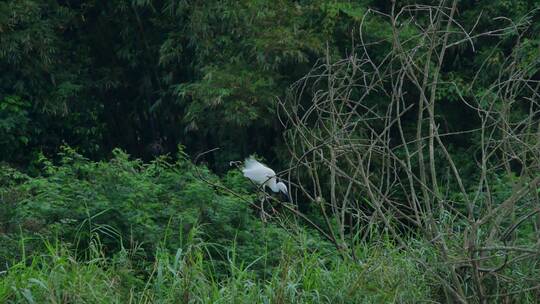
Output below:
[1,245,125,303]
[0,147,436,303]
[1,0,540,301]
[0,1,104,164]
[0,0,374,165]
[0,147,290,275]
[1,0,536,167]
[0,230,433,303]
[0,96,31,160]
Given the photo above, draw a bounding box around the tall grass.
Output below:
[1,230,434,303]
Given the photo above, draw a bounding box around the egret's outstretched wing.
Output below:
[243,157,266,171]
[242,157,275,185]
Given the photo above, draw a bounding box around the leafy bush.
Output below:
[0,146,289,275]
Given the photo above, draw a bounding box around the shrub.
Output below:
[0,146,289,276]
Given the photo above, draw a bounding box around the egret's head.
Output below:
[276,181,289,201]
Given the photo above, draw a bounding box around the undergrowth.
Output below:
[0,232,433,303]
[0,147,433,303]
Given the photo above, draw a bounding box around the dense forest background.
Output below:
[1,0,540,303]
[2,0,536,170]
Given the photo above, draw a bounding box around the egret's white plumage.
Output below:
[242,157,289,198]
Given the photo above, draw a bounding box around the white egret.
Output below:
[242,157,289,200]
